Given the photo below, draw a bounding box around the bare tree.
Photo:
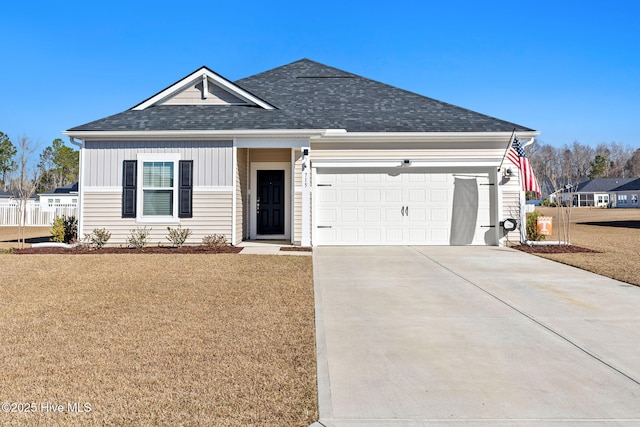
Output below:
[626,149,640,177]
[9,135,41,248]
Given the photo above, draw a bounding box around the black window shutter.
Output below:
[178,160,193,218]
[122,160,137,218]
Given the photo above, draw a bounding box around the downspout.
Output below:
[68,137,84,240]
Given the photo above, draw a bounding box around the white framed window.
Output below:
[617,194,627,205]
[137,153,180,222]
[632,194,638,204]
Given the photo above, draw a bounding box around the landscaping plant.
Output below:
[127,226,151,249]
[526,211,546,241]
[50,215,77,243]
[166,226,192,248]
[84,228,111,249]
[202,234,228,250]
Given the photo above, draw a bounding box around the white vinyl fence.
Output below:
[0,202,78,226]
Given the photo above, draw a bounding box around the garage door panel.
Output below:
[315,169,493,246]
[318,188,337,202]
[318,208,337,223]
[384,228,404,243]
[408,189,427,202]
[430,189,449,202]
[407,208,427,223]
[385,189,403,202]
[407,228,427,243]
[340,209,359,222]
[340,189,358,203]
[363,189,381,202]
[431,228,449,243]
[363,209,382,222]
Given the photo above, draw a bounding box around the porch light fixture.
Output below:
[503,167,514,177]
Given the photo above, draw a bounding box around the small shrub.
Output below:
[84,228,112,249]
[50,217,65,242]
[166,226,192,248]
[50,215,78,243]
[127,226,151,249]
[202,234,228,250]
[526,211,546,241]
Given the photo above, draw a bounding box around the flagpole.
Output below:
[519,167,527,243]
[498,128,517,172]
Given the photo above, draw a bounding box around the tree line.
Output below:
[0,132,79,194]
[525,141,640,195]
[0,132,79,247]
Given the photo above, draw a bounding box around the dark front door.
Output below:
[257,170,285,235]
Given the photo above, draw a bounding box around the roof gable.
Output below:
[132,66,275,110]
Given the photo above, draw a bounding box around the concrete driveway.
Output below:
[312,246,640,426]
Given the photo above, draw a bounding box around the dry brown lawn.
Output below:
[532,207,640,286]
[0,254,317,426]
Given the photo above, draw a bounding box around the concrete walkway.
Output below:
[312,246,640,426]
[237,240,312,256]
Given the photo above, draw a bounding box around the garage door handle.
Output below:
[401,206,405,216]
[405,206,409,216]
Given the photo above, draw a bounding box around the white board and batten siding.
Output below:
[82,140,233,187]
[82,140,234,245]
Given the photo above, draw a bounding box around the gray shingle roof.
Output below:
[68,59,535,133]
[575,178,637,192]
[611,178,640,192]
[39,182,79,195]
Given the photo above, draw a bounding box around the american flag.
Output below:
[507,137,541,196]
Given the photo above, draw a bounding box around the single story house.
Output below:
[554,178,637,207]
[610,178,640,208]
[38,182,79,211]
[64,59,538,247]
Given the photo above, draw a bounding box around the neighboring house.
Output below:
[38,182,79,211]
[0,190,41,226]
[610,178,640,208]
[63,59,539,247]
[555,178,637,207]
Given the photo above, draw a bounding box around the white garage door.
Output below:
[315,168,493,245]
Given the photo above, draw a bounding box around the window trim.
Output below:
[136,153,181,223]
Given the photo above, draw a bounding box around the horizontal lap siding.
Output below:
[83,191,233,246]
[501,158,523,243]
[83,140,233,187]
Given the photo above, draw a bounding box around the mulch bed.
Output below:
[13,245,243,255]
[280,247,313,252]
[512,244,600,254]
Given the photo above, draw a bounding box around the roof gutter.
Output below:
[312,130,540,144]
[62,129,336,141]
[68,136,84,148]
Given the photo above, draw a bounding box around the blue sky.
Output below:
[2,0,639,155]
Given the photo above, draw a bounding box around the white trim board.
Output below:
[249,161,292,241]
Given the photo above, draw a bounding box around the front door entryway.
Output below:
[257,170,285,234]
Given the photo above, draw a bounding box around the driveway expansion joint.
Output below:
[409,246,640,388]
